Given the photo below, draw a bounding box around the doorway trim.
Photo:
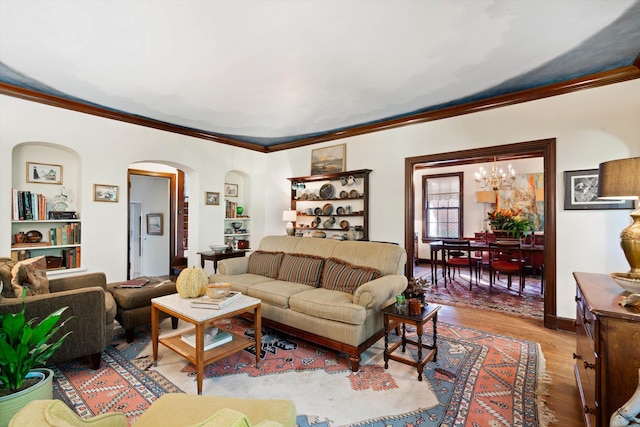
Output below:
[405,138,557,329]
[127,168,177,278]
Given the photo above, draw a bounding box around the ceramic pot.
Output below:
[0,368,54,426]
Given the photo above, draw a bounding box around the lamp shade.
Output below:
[598,157,640,200]
[282,210,297,222]
[475,191,496,203]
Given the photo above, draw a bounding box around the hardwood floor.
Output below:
[437,304,583,427]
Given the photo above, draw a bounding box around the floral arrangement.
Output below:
[488,208,533,237]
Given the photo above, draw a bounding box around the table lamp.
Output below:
[475,190,496,231]
[282,210,297,236]
[597,157,640,292]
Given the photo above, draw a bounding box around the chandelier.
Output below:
[475,157,516,191]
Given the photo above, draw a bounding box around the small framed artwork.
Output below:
[225,183,238,197]
[311,143,346,175]
[563,169,635,210]
[205,191,220,205]
[26,162,63,184]
[93,184,119,202]
[146,213,163,235]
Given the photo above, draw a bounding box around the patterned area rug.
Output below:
[415,266,544,320]
[135,317,555,426]
[50,331,182,425]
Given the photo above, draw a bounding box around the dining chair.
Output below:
[442,239,481,289]
[488,241,525,295]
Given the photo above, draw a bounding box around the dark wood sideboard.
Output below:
[573,272,640,427]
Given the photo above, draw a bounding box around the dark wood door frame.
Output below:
[127,168,177,278]
[405,138,557,329]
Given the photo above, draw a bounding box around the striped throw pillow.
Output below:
[247,251,284,279]
[277,254,324,287]
[321,258,381,294]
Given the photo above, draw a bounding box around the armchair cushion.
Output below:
[0,257,18,298]
[9,399,127,427]
[11,256,49,296]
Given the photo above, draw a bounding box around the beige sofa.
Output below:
[210,236,407,371]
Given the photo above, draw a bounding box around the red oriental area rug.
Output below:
[51,318,556,426]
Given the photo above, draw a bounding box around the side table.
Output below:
[381,302,441,381]
[197,249,248,273]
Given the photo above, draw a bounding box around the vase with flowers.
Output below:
[487,208,534,238]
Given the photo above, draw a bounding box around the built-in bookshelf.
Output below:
[11,189,82,272]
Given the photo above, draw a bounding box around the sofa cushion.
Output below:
[247,251,284,279]
[247,281,314,309]
[277,254,324,287]
[289,288,366,325]
[188,408,251,427]
[11,256,49,297]
[321,258,381,294]
[211,273,275,294]
[0,258,18,298]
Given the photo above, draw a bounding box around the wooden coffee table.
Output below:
[381,302,440,381]
[151,293,261,394]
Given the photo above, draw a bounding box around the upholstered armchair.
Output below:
[0,259,116,368]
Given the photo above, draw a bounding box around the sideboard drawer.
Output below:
[575,321,598,424]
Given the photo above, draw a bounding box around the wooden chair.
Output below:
[442,240,481,289]
[488,241,525,295]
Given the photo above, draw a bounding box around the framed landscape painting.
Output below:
[563,169,635,210]
[311,144,346,175]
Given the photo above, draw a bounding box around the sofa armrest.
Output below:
[49,272,108,293]
[353,275,408,309]
[0,286,107,363]
[218,257,249,275]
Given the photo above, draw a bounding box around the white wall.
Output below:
[1,79,639,319]
[264,79,640,319]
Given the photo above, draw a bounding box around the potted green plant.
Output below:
[0,288,73,425]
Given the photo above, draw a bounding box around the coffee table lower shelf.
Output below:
[158,332,254,366]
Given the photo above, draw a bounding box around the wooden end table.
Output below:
[380,302,441,381]
[151,293,261,395]
[197,249,248,273]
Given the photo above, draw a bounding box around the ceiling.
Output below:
[1,0,639,152]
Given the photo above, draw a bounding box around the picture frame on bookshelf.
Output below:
[93,184,119,202]
[225,183,238,197]
[147,213,163,235]
[205,191,220,205]
[26,162,63,184]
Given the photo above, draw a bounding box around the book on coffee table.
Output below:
[180,327,232,350]
[190,291,242,309]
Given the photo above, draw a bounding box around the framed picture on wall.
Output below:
[311,144,346,175]
[93,184,119,202]
[224,183,238,197]
[146,213,163,235]
[563,169,635,210]
[26,162,63,184]
[205,191,220,205]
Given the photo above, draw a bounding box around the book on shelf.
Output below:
[190,291,242,309]
[180,328,233,350]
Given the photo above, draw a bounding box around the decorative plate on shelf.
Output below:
[340,220,349,230]
[336,206,344,215]
[349,189,358,198]
[319,183,334,200]
[322,203,333,215]
[339,190,348,199]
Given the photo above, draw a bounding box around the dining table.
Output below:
[428,240,544,286]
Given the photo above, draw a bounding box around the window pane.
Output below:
[423,173,463,239]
